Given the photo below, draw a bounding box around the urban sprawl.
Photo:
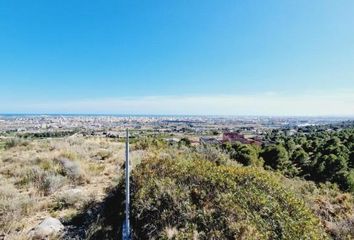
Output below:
[0,115,351,146]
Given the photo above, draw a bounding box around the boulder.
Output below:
[30,217,64,239]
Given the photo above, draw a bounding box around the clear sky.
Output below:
[0,0,353,115]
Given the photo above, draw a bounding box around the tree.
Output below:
[334,169,354,193]
[315,154,348,182]
[291,147,310,176]
[350,150,354,169]
[179,137,191,147]
[345,170,354,193]
[261,122,354,191]
[229,143,263,167]
[285,138,296,155]
[261,145,298,176]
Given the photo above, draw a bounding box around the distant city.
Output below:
[1,114,353,146]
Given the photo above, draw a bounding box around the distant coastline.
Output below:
[1,113,354,119]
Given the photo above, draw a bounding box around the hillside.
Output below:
[131,154,327,239]
[0,137,126,239]
[0,135,353,239]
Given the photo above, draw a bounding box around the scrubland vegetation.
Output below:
[132,156,326,239]
[0,136,125,239]
[130,138,354,239]
[0,123,353,239]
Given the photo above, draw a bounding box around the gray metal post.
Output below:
[123,128,131,239]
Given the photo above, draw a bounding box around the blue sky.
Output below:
[0,0,353,115]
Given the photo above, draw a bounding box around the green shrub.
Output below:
[131,157,328,239]
[134,137,166,150]
[195,145,229,165]
[223,142,263,167]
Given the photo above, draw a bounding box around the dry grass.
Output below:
[0,136,134,239]
[283,178,354,239]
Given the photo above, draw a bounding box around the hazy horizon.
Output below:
[1,112,354,118]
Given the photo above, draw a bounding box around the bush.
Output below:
[131,157,328,239]
[179,137,191,147]
[224,142,263,167]
[0,181,34,230]
[261,144,299,177]
[95,149,112,160]
[54,189,89,210]
[4,138,29,149]
[134,137,166,150]
[40,174,66,195]
[335,170,354,193]
[17,167,66,195]
[57,157,86,183]
[195,145,228,165]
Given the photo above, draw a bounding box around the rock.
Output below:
[30,217,64,239]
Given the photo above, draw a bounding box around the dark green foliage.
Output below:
[316,154,347,181]
[350,150,354,169]
[131,157,327,239]
[336,170,354,193]
[261,145,299,177]
[263,123,354,193]
[223,142,263,167]
[291,147,310,166]
[285,138,296,154]
[18,130,76,138]
[348,134,354,168]
[211,130,219,135]
[261,145,289,170]
[179,137,191,147]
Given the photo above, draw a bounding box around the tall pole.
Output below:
[123,128,131,239]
